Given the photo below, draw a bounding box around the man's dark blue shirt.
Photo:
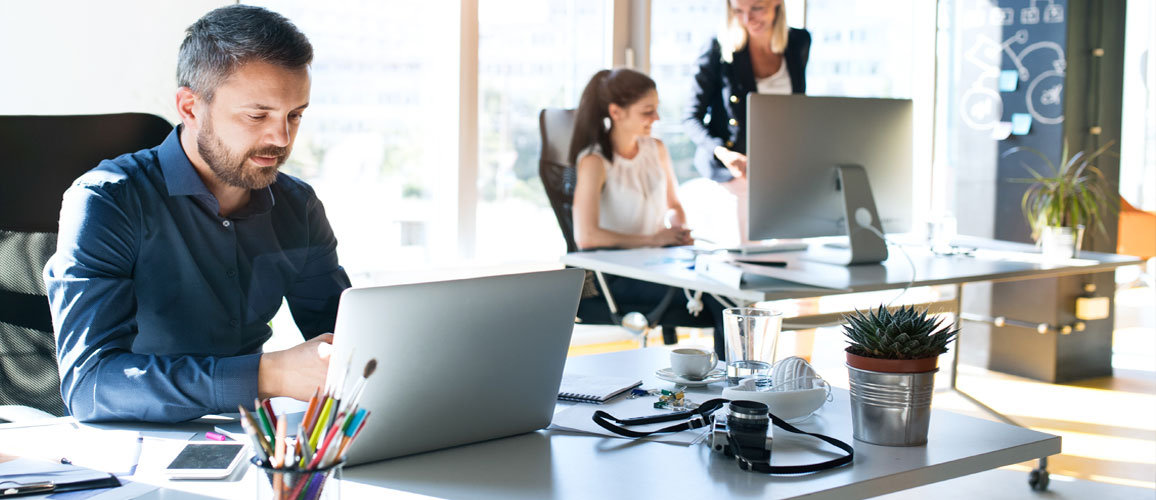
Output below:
[44,127,351,422]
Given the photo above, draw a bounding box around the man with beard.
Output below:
[43,5,351,422]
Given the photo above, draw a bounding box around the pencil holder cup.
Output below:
[252,457,343,500]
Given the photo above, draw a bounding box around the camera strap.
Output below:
[591,398,853,474]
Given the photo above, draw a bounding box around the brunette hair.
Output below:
[568,68,657,165]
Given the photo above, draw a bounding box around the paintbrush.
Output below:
[340,358,377,415]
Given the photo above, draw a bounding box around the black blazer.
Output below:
[684,28,811,182]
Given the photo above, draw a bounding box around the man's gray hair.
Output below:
[177,5,313,101]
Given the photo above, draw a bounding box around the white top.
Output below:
[756,60,792,95]
[577,136,667,237]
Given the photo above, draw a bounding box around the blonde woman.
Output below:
[684,0,811,242]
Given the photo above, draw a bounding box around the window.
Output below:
[1121,0,1155,211]
[804,0,919,98]
[474,0,610,263]
[648,0,722,182]
[246,1,460,281]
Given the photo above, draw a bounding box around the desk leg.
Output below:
[950,283,962,391]
[949,282,1022,426]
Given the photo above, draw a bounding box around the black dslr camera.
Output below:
[708,400,774,470]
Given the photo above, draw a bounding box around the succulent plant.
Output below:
[843,305,958,360]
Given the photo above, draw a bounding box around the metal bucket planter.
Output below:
[846,352,938,446]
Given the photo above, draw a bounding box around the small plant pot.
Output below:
[1038,225,1084,261]
[846,351,938,446]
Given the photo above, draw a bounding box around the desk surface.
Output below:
[340,348,1059,500]
[560,236,1142,302]
[4,348,1061,500]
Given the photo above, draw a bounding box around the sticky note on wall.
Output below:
[1011,113,1032,135]
[999,70,1019,92]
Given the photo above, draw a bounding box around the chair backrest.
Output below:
[0,113,172,416]
[538,108,579,253]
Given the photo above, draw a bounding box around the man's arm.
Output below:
[45,178,258,422]
[284,194,351,339]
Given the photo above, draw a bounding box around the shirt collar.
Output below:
[158,126,277,218]
[158,126,212,198]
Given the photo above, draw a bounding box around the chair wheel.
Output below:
[1028,468,1050,491]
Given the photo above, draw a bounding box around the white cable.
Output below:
[858,223,916,306]
[683,288,704,316]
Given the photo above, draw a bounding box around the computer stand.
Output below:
[803,164,889,265]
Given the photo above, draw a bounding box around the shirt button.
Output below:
[229,319,239,327]
[222,220,231,228]
[226,268,236,278]
[728,118,738,126]
[730,94,739,103]
[726,140,735,148]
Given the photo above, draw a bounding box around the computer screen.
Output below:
[746,95,913,244]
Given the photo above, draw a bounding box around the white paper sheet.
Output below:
[548,396,711,446]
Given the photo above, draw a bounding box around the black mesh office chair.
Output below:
[538,108,711,345]
[0,113,173,419]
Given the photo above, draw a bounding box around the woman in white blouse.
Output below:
[570,68,726,356]
[570,68,690,250]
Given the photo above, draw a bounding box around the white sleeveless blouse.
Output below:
[577,136,668,237]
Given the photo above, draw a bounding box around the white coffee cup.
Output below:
[670,348,718,380]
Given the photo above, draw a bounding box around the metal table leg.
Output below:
[949,283,1051,489]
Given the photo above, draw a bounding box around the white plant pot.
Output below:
[1038,225,1084,260]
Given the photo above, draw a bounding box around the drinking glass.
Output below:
[723,307,783,387]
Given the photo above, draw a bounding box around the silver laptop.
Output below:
[325,269,584,465]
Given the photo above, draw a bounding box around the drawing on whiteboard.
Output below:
[1021,5,1040,25]
[1023,0,1064,25]
[959,27,1066,131]
[990,7,1013,26]
[1043,1,1064,23]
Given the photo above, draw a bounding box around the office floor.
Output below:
[569,282,1156,499]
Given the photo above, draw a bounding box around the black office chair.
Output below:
[0,113,173,420]
[538,108,712,345]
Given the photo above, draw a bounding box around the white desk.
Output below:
[2,348,1060,499]
[559,236,1141,304]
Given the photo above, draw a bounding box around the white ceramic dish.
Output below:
[655,367,726,387]
[721,385,830,422]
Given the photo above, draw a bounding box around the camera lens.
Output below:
[727,401,770,462]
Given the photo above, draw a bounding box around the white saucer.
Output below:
[655,367,726,386]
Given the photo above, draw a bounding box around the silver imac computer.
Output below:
[746,95,913,265]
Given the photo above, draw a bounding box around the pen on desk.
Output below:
[126,434,143,476]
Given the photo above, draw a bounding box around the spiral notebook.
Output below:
[557,374,642,404]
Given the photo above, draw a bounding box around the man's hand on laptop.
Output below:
[258,333,334,401]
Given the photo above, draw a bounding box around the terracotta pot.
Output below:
[845,350,938,373]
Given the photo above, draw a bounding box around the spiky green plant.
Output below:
[1004,140,1118,240]
[843,305,958,360]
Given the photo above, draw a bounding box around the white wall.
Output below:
[0,1,230,121]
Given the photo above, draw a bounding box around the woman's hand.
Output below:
[651,226,694,247]
[714,146,748,178]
